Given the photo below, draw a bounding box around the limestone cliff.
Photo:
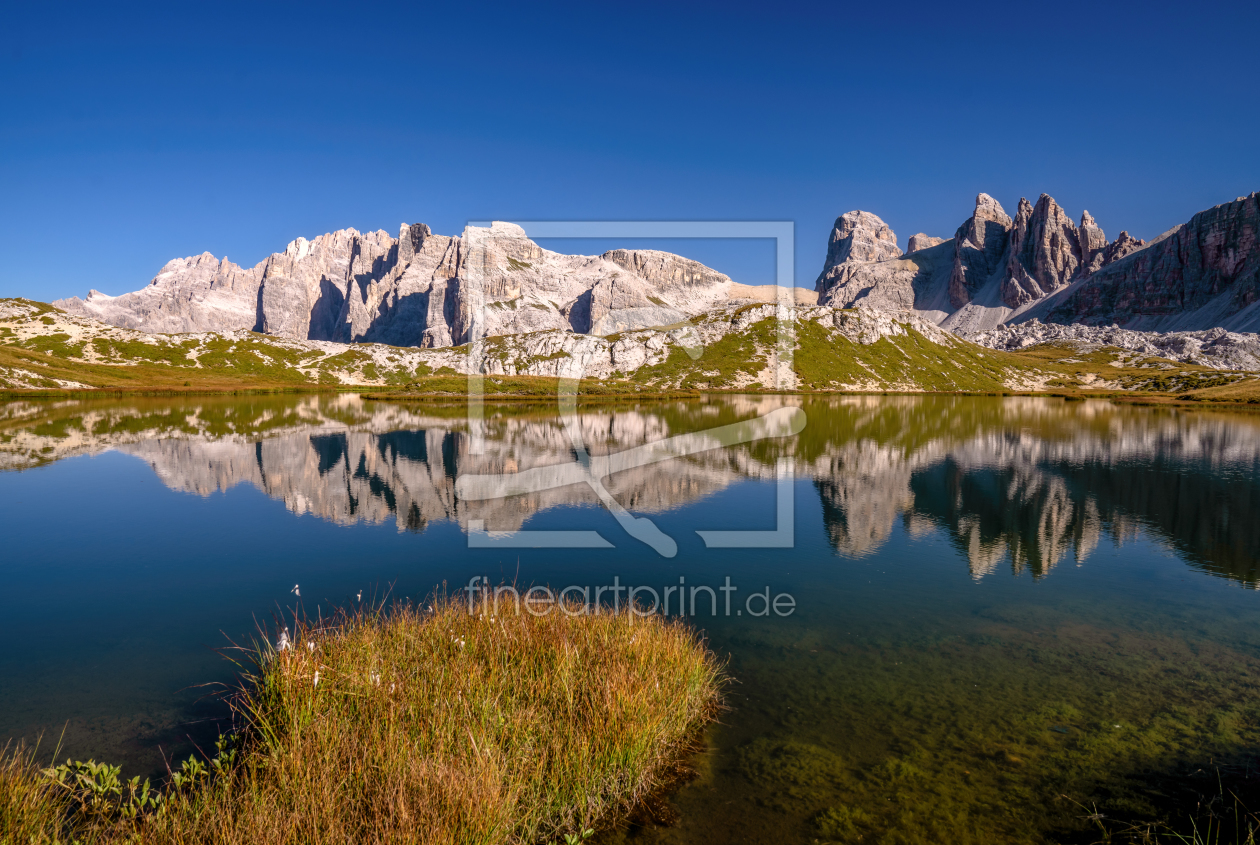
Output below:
[56,223,768,347]
[52,189,1260,347]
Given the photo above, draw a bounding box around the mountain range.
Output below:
[53,222,808,347]
[54,191,1260,347]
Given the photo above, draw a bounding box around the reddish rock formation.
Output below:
[1046,193,1260,329]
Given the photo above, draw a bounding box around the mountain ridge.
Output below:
[55,223,815,348]
[817,191,1260,334]
[55,190,1260,349]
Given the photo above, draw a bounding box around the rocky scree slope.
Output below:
[968,319,1260,371]
[816,191,1260,335]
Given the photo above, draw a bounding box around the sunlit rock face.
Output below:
[4,395,1258,584]
[53,223,752,346]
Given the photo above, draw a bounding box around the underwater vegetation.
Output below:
[624,584,1260,845]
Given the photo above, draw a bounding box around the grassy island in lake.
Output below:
[1,596,724,844]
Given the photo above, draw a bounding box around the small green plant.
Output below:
[43,757,164,820]
[210,733,238,773]
[35,733,239,828]
[168,755,208,790]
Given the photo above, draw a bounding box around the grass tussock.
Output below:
[0,743,73,844]
[0,595,724,845]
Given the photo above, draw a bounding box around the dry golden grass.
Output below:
[0,743,74,844]
[1,596,724,845]
[1182,376,1260,404]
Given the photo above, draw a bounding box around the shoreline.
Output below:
[3,383,1258,409]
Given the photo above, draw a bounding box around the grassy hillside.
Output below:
[2,298,1256,402]
[0,299,434,393]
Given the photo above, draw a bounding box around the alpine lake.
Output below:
[2,392,1259,844]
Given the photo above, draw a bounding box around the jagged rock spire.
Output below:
[1077,210,1108,278]
[948,194,1013,307]
[1000,194,1082,308]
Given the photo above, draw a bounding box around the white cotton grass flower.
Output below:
[276,628,290,652]
[370,672,381,686]
[313,671,320,687]
[292,584,300,597]
[307,641,316,652]
[356,590,362,602]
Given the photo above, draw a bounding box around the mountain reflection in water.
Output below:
[2,393,1257,585]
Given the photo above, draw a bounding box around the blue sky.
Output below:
[2,0,1257,300]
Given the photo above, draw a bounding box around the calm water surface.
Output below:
[2,394,1259,843]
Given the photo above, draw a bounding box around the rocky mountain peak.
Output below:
[972,193,1012,231]
[397,223,431,262]
[907,234,946,253]
[284,236,312,260]
[815,189,1259,333]
[827,211,902,266]
[1101,231,1146,265]
[812,211,903,302]
[1077,209,1108,278]
[812,211,902,297]
[1047,192,1260,329]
